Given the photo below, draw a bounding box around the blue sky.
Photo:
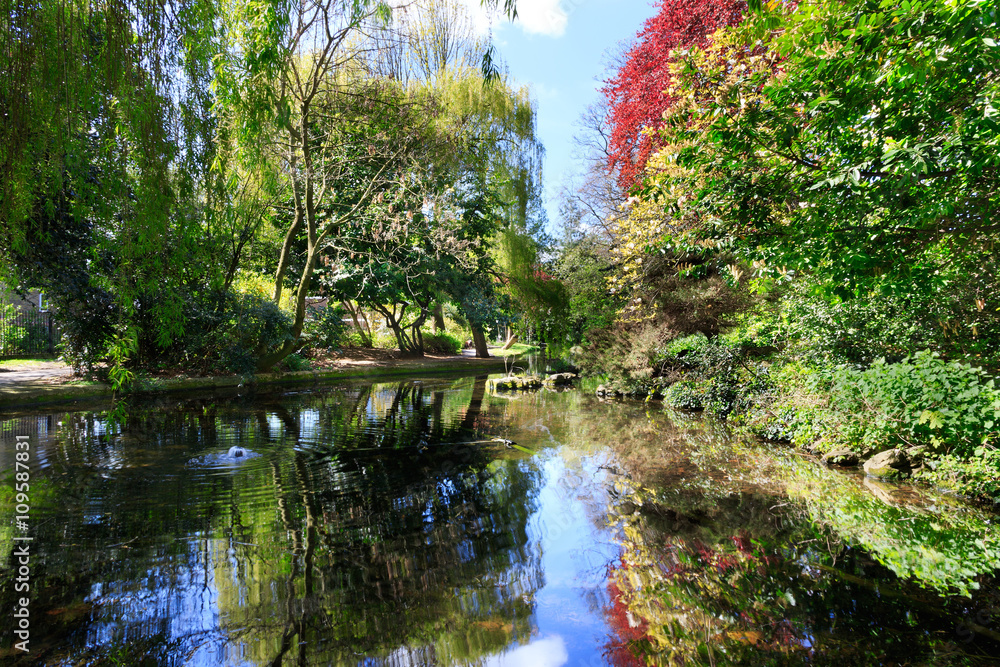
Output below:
[478,0,658,231]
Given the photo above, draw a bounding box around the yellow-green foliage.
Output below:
[494,227,565,324]
[232,270,294,314]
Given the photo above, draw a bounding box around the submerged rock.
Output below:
[863,448,911,481]
[822,449,860,467]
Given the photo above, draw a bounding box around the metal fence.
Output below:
[0,308,55,358]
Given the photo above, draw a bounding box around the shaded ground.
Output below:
[0,350,495,389]
[0,359,75,387]
[0,350,513,410]
[306,347,482,370]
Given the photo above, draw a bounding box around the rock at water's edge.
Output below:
[543,373,577,387]
[488,376,542,391]
[863,448,911,481]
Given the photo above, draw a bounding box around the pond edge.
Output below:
[0,357,510,410]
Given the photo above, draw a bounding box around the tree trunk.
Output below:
[460,376,488,432]
[341,300,372,347]
[256,248,318,371]
[432,303,446,334]
[471,324,490,358]
[406,324,424,358]
[500,332,518,351]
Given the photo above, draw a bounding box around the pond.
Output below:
[1,375,998,665]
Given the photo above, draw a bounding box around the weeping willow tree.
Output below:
[355,0,555,357]
[0,0,528,374]
[0,0,228,379]
[435,70,561,352]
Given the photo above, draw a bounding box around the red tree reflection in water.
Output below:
[603,530,806,664]
[603,564,650,667]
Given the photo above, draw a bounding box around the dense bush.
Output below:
[663,380,706,410]
[421,332,462,354]
[343,330,370,348]
[580,321,672,395]
[213,293,293,375]
[371,328,400,350]
[281,353,312,372]
[304,306,350,351]
[917,448,1000,506]
[781,283,942,365]
[48,287,117,375]
[820,352,1000,458]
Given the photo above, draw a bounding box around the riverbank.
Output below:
[585,325,1000,508]
[0,352,511,410]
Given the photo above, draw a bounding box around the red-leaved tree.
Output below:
[602,0,747,191]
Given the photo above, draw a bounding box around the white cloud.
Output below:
[513,0,568,36]
[458,0,569,38]
[482,636,570,667]
[454,0,494,36]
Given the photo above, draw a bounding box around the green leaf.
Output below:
[919,410,944,430]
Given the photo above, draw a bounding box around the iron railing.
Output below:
[0,308,55,358]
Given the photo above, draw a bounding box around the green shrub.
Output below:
[663,380,706,410]
[916,447,1000,505]
[651,334,775,417]
[282,353,311,372]
[304,306,349,350]
[781,282,948,365]
[216,293,293,375]
[371,329,398,349]
[746,407,800,443]
[342,330,369,348]
[421,332,462,354]
[825,351,1000,457]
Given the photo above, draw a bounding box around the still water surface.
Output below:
[1,375,998,665]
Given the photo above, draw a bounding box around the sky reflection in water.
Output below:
[0,376,998,665]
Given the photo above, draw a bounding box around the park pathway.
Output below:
[0,360,75,387]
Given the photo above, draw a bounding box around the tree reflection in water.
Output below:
[2,383,999,666]
[599,411,1000,666]
[0,377,543,666]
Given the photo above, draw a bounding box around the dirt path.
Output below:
[0,360,75,387]
[0,350,498,387]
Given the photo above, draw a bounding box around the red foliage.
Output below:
[603,576,650,667]
[602,0,748,191]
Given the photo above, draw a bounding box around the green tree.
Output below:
[343,0,550,357]
[214,0,457,370]
[0,0,255,378]
[643,0,1000,359]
